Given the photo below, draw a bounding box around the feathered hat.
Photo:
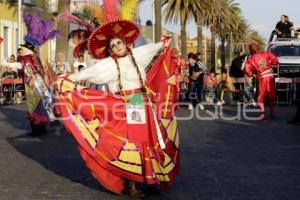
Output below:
[58,0,141,59]
[87,19,139,59]
[22,11,59,52]
[88,0,141,59]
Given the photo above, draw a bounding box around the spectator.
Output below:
[73,55,87,74]
[16,48,23,61]
[203,69,217,104]
[196,52,207,74]
[216,69,235,105]
[230,50,247,101]
[53,53,71,76]
[7,54,22,76]
[284,15,294,30]
[187,52,204,110]
[230,50,246,78]
[2,67,17,79]
[179,61,189,103]
[9,55,16,63]
[8,54,24,102]
[16,48,26,79]
[2,67,18,104]
[275,15,293,38]
[244,75,257,106]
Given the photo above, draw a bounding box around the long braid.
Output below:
[112,57,123,92]
[112,48,146,101]
[127,48,145,90]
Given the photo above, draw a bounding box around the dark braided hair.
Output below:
[127,47,144,88]
[108,36,144,93]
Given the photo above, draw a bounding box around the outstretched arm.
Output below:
[132,42,164,68]
[68,57,117,84]
[132,35,172,69]
[268,52,279,68]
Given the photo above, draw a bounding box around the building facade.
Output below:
[0,0,57,64]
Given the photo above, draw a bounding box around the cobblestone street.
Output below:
[0,104,299,200]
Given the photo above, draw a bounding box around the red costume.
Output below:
[20,11,59,134]
[56,19,180,196]
[244,43,278,118]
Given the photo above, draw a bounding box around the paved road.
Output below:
[0,104,299,200]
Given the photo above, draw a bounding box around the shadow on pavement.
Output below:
[6,128,108,193]
[0,104,30,133]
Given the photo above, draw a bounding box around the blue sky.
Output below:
[138,0,300,41]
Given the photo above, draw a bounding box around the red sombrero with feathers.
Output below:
[87,19,140,59]
[57,0,142,59]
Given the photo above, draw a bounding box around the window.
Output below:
[269,44,300,57]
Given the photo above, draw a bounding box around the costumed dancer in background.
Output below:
[18,12,59,135]
[55,1,180,198]
[244,43,279,119]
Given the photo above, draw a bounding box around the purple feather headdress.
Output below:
[23,11,60,46]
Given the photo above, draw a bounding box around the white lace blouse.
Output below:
[69,42,163,93]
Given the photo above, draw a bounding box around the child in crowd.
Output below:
[203,69,217,104]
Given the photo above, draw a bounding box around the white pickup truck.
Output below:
[267,39,300,78]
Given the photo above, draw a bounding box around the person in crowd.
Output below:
[230,49,246,78]
[53,52,71,75]
[8,54,23,77]
[17,48,23,60]
[230,50,247,101]
[1,66,18,104]
[203,69,217,104]
[243,75,257,106]
[179,60,189,104]
[275,15,293,38]
[244,43,278,119]
[216,69,235,105]
[188,52,204,110]
[19,11,59,135]
[7,54,24,103]
[1,67,17,81]
[2,55,20,74]
[16,48,25,79]
[196,52,207,74]
[285,15,294,31]
[73,54,87,74]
